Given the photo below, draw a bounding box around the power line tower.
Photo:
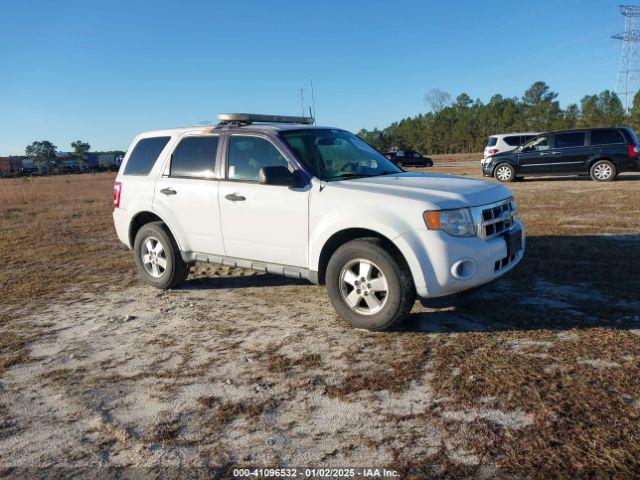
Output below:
[613,5,640,111]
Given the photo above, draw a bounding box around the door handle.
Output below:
[225,193,246,202]
[160,188,177,196]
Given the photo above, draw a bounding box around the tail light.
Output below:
[628,144,640,157]
[385,154,394,160]
[113,181,122,208]
[488,148,499,156]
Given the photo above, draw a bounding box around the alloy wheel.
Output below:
[593,163,613,180]
[339,259,389,315]
[496,165,512,181]
[140,236,167,278]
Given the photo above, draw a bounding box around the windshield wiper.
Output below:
[324,173,369,180]
[325,170,401,181]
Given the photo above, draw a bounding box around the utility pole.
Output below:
[613,5,640,111]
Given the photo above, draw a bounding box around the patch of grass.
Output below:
[197,395,280,426]
[0,173,136,309]
[326,335,431,398]
[428,328,640,478]
[146,417,182,445]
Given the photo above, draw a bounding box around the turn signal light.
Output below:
[423,211,441,229]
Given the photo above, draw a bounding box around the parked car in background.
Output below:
[113,113,524,331]
[383,150,433,168]
[61,160,81,174]
[484,133,540,158]
[482,127,640,182]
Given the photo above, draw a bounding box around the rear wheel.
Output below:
[494,163,515,182]
[590,160,617,181]
[133,221,189,289]
[326,238,415,330]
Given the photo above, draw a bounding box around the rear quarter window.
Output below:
[591,130,625,146]
[487,137,498,147]
[123,136,171,175]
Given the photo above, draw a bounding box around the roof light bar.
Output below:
[217,113,314,125]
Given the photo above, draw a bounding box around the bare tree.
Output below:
[424,88,451,113]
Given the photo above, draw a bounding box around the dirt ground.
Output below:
[1,160,639,479]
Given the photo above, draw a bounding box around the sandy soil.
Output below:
[0,265,542,471]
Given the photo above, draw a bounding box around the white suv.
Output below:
[113,113,525,330]
[484,132,540,158]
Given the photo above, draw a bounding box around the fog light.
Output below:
[451,259,478,280]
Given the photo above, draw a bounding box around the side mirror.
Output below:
[258,166,303,187]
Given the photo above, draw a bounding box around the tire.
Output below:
[494,163,515,182]
[325,238,415,331]
[590,160,617,182]
[133,221,189,289]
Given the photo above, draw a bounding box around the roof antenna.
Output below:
[310,80,317,125]
[300,88,305,117]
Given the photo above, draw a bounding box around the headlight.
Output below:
[423,208,477,237]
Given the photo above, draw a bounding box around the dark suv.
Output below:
[482,127,640,182]
[383,150,433,168]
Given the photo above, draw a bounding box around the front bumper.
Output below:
[395,220,525,299]
[481,160,493,177]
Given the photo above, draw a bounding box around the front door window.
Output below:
[522,136,550,152]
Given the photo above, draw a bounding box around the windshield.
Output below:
[280,129,402,181]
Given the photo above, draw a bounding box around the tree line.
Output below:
[20,140,124,174]
[357,81,640,154]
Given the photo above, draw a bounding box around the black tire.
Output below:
[133,221,189,289]
[589,159,617,182]
[494,163,515,182]
[325,238,415,331]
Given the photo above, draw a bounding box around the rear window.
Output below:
[591,129,625,146]
[555,132,585,149]
[503,136,521,147]
[487,137,498,147]
[123,136,170,175]
[170,136,219,178]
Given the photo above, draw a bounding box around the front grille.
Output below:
[479,199,516,239]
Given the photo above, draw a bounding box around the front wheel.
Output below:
[590,160,617,181]
[494,163,515,182]
[325,238,415,330]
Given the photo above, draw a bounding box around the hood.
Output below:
[323,172,512,209]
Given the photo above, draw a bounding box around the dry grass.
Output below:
[1,165,639,476]
[0,173,135,309]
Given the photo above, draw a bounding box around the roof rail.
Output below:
[217,113,314,126]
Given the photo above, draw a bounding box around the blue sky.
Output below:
[0,0,626,155]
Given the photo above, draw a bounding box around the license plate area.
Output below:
[503,228,523,257]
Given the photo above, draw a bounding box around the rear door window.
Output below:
[554,132,586,149]
[503,136,521,147]
[124,137,171,175]
[591,129,625,145]
[170,136,219,178]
